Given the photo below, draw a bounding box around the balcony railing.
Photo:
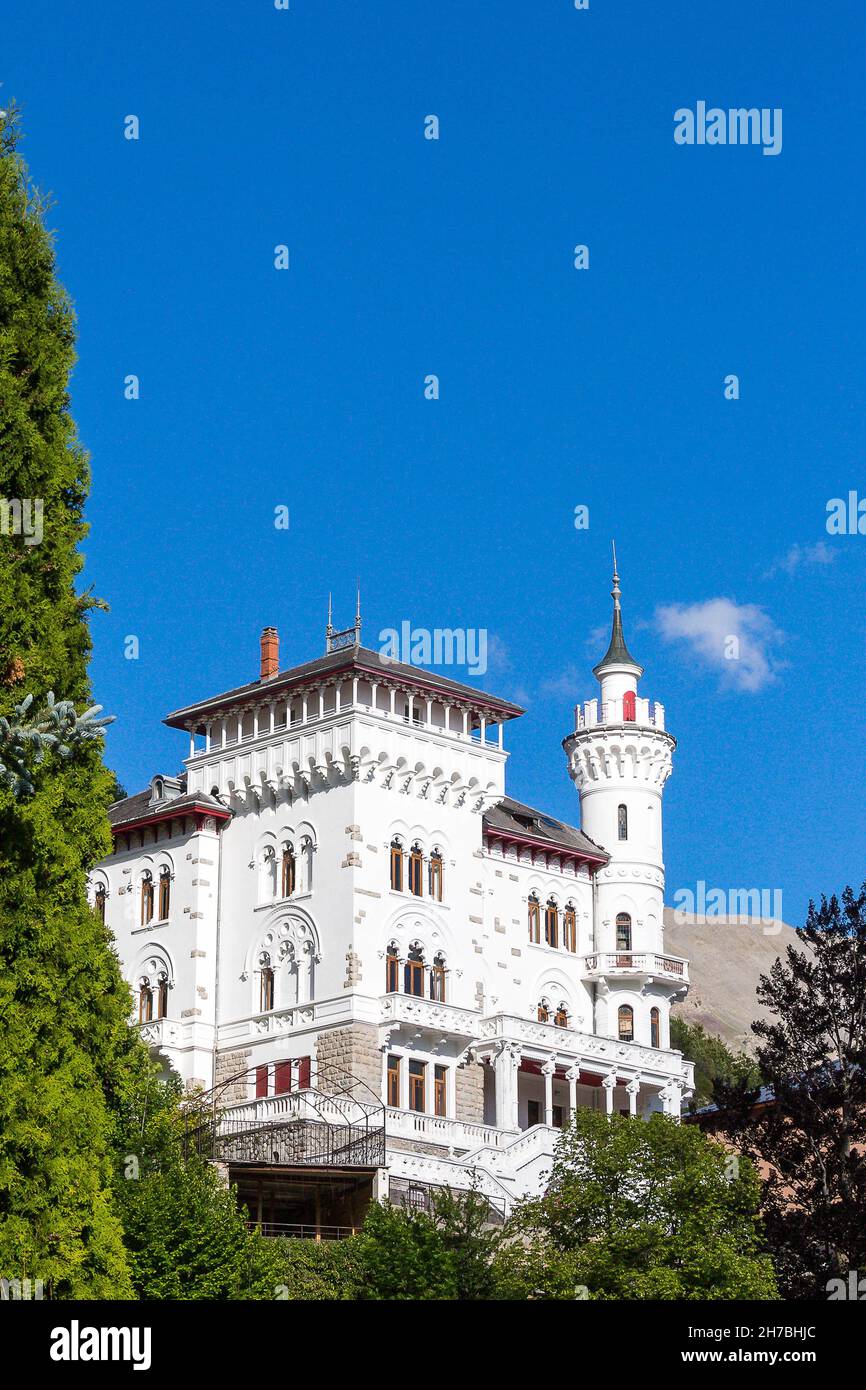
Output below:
[572,697,666,731]
[385,1107,503,1153]
[381,993,481,1037]
[581,952,689,983]
[477,1012,689,1076]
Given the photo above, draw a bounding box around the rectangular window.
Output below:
[527,1099,541,1127]
[409,1060,426,1113]
[528,900,541,944]
[297,1056,311,1089]
[390,845,403,892]
[429,855,443,901]
[274,1061,292,1095]
[434,1065,447,1117]
[387,1055,401,1107]
[430,965,446,1002]
[564,908,576,953]
[404,959,424,997]
[408,850,423,897]
[386,954,400,993]
[553,1104,564,1129]
[255,1064,269,1098]
[158,874,170,920]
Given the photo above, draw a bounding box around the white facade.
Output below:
[93,582,693,1212]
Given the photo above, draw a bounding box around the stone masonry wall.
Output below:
[316,1022,381,1100]
[455,1059,485,1124]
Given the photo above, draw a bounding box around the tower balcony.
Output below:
[580,951,689,985]
[572,696,666,731]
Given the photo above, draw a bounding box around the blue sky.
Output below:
[4,0,864,925]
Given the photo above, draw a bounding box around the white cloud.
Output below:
[763,541,837,579]
[655,598,784,693]
[539,664,581,700]
[486,633,512,672]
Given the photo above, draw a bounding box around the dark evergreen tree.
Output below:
[0,105,143,1296]
[715,884,866,1299]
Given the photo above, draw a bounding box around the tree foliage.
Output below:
[506,1111,777,1300]
[715,884,866,1298]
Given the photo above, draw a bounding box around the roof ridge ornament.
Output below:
[325,585,362,654]
[592,543,643,677]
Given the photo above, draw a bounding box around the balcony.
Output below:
[385,1107,503,1153]
[572,697,666,731]
[476,1011,689,1077]
[580,952,689,984]
[380,993,481,1039]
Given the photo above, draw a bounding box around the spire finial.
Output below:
[611,540,621,609]
[593,545,643,678]
[355,578,361,628]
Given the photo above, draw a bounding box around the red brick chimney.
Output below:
[260,627,279,680]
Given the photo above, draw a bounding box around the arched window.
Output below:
[616,912,632,953]
[157,973,169,1020]
[617,804,628,841]
[390,838,404,892]
[618,1004,634,1041]
[623,690,636,721]
[158,867,171,920]
[430,952,446,1003]
[94,884,107,924]
[408,843,423,897]
[281,842,296,898]
[259,955,275,1013]
[545,899,559,949]
[554,1002,569,1028]
[563,904,576,953]
[404,944,424,997]
[537,997,550,1024]
[650,1007,660,1049]
[429,849,443,902]
[140,872,154,926]
[138,980,153,1023]
[260,846,277,900]
[528,894,541,944]
[386,945,400,994]
[301,835,314,893]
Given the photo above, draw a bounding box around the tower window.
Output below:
[408,843,423,896]
[260,962,275,1013]
[528,894,541,944]
[623,690,636,721]
[158,867,171,920]
[94,884,106,923]
[386,948,400,993]
[157,974,169,1019]
[404,946,424,997]
[429,849,443,901]
[616,912,632,952]
[650,1006,660,1049]
[281,843,296,898]
[390,839,404,892]
[140,872,154,926]
[564,905,577,953]
[430,954,447,1003]
[138,981,153,1024]
[545,899,559,949]
[618,1004,634,1042]
[434,1065,447,1117]
[617,804,628,840]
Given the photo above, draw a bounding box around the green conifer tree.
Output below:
[0,105,141,1297]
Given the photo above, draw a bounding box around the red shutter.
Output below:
[274,1061,292,1095]
[623,691,636,721]
[297,1056,311,1089]
[255,1064,269,1098]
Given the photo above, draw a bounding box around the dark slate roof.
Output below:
[593,604,642,676]
[483,796,608,862]
[164,644,524,730]
[108,786,228,830]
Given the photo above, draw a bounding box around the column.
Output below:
[407,694,414,723]
[389,687,396,716]
[498,723,504,750]
[541,1057,556,1127]
[318,688,324,719]
[205,722,212,753]
[602,1070,617,1116]
[462,709,469,736]
[221,719,227,749]
[236,713,243,743]
[188,730,195,758]
[302,695,308,724]
[425,1057,435,1117]
[425,698,432,726]
[566,1064,581,1124]
[335,682,341,713]
[493,1042,521,1133]
[253,708,259,738]
[269,702,275,733]
[480,715,486,744]
[626,1073,641,1117]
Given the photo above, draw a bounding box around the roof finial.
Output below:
[611,540,621,609]
[327,592,333,634]
[593,544,642,678]
[355,578,361,629]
